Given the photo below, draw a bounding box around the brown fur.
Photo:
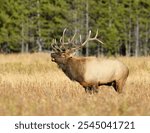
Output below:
[51,52,129,94]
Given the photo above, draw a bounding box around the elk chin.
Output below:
[54,57,66,65]
[54,58,67,70]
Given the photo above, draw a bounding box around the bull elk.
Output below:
[51,29,129,94]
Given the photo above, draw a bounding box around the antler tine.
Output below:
[62,28,67,44]
[67,30,92,51]
[60,37,62,43]
[51,39,63,52]
[80,30,92,47]
[60,28,77,50]
[51,39,58,52]
[69,30,104,52]
[55,39,63,52]
[60,28,69,49]
[54,39,57,44]
[67,31,90,51]
[70,31,77,43]
[81,29,104,47]
[79,35,82,43]
[88,30,92,37]
[92,29,104,44]
[95,29,98,38]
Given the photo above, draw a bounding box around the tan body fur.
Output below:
[52,54,129,93]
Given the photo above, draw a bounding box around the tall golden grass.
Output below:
[0,53,150,116]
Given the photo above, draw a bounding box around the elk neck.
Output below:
[58,56,86,82]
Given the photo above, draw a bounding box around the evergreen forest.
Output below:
[0,0,150,56]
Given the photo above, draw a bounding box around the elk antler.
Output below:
[80,29,104,47]
[51,29,104,53]
[51,39,63,52]
[60,28,77,49]
[51,28,76,52]
[60,28,67,48]
[70,29,104,51]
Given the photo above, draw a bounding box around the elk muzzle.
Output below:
[51,58,55,62]
[51,53,56,62]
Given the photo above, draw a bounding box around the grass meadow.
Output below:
[0,53,150,116]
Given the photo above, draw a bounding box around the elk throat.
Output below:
[57,59,85,82]
[57,63,74,81]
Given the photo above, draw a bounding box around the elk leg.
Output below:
[84,86,92,93]
[112,81,117,91]
[92,84,99,93]
[84,85,99,94]
[84,86,93,94]
[115,79,126,93]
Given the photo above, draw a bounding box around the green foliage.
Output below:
[0,0,149,55]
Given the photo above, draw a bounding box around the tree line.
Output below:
[0,0,150,56]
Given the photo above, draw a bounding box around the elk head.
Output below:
[51,28,104,65]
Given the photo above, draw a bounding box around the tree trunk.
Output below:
[144,22,148,56]
[96,45,100,57]
[126,18,132,57]
[108,1,112,27]
[37,0,42,52]
[38,44,42,52]
[128,26,131,56]
[21,42,25,53]
[85,0,89,56]
[21,22,25,53]
[135,17,139,57]
[73,5,80,56]
[37,38,42,52]
[25,43,29,53]
[126,0,132,56]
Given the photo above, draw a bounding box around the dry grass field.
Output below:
[0,53,150,116]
